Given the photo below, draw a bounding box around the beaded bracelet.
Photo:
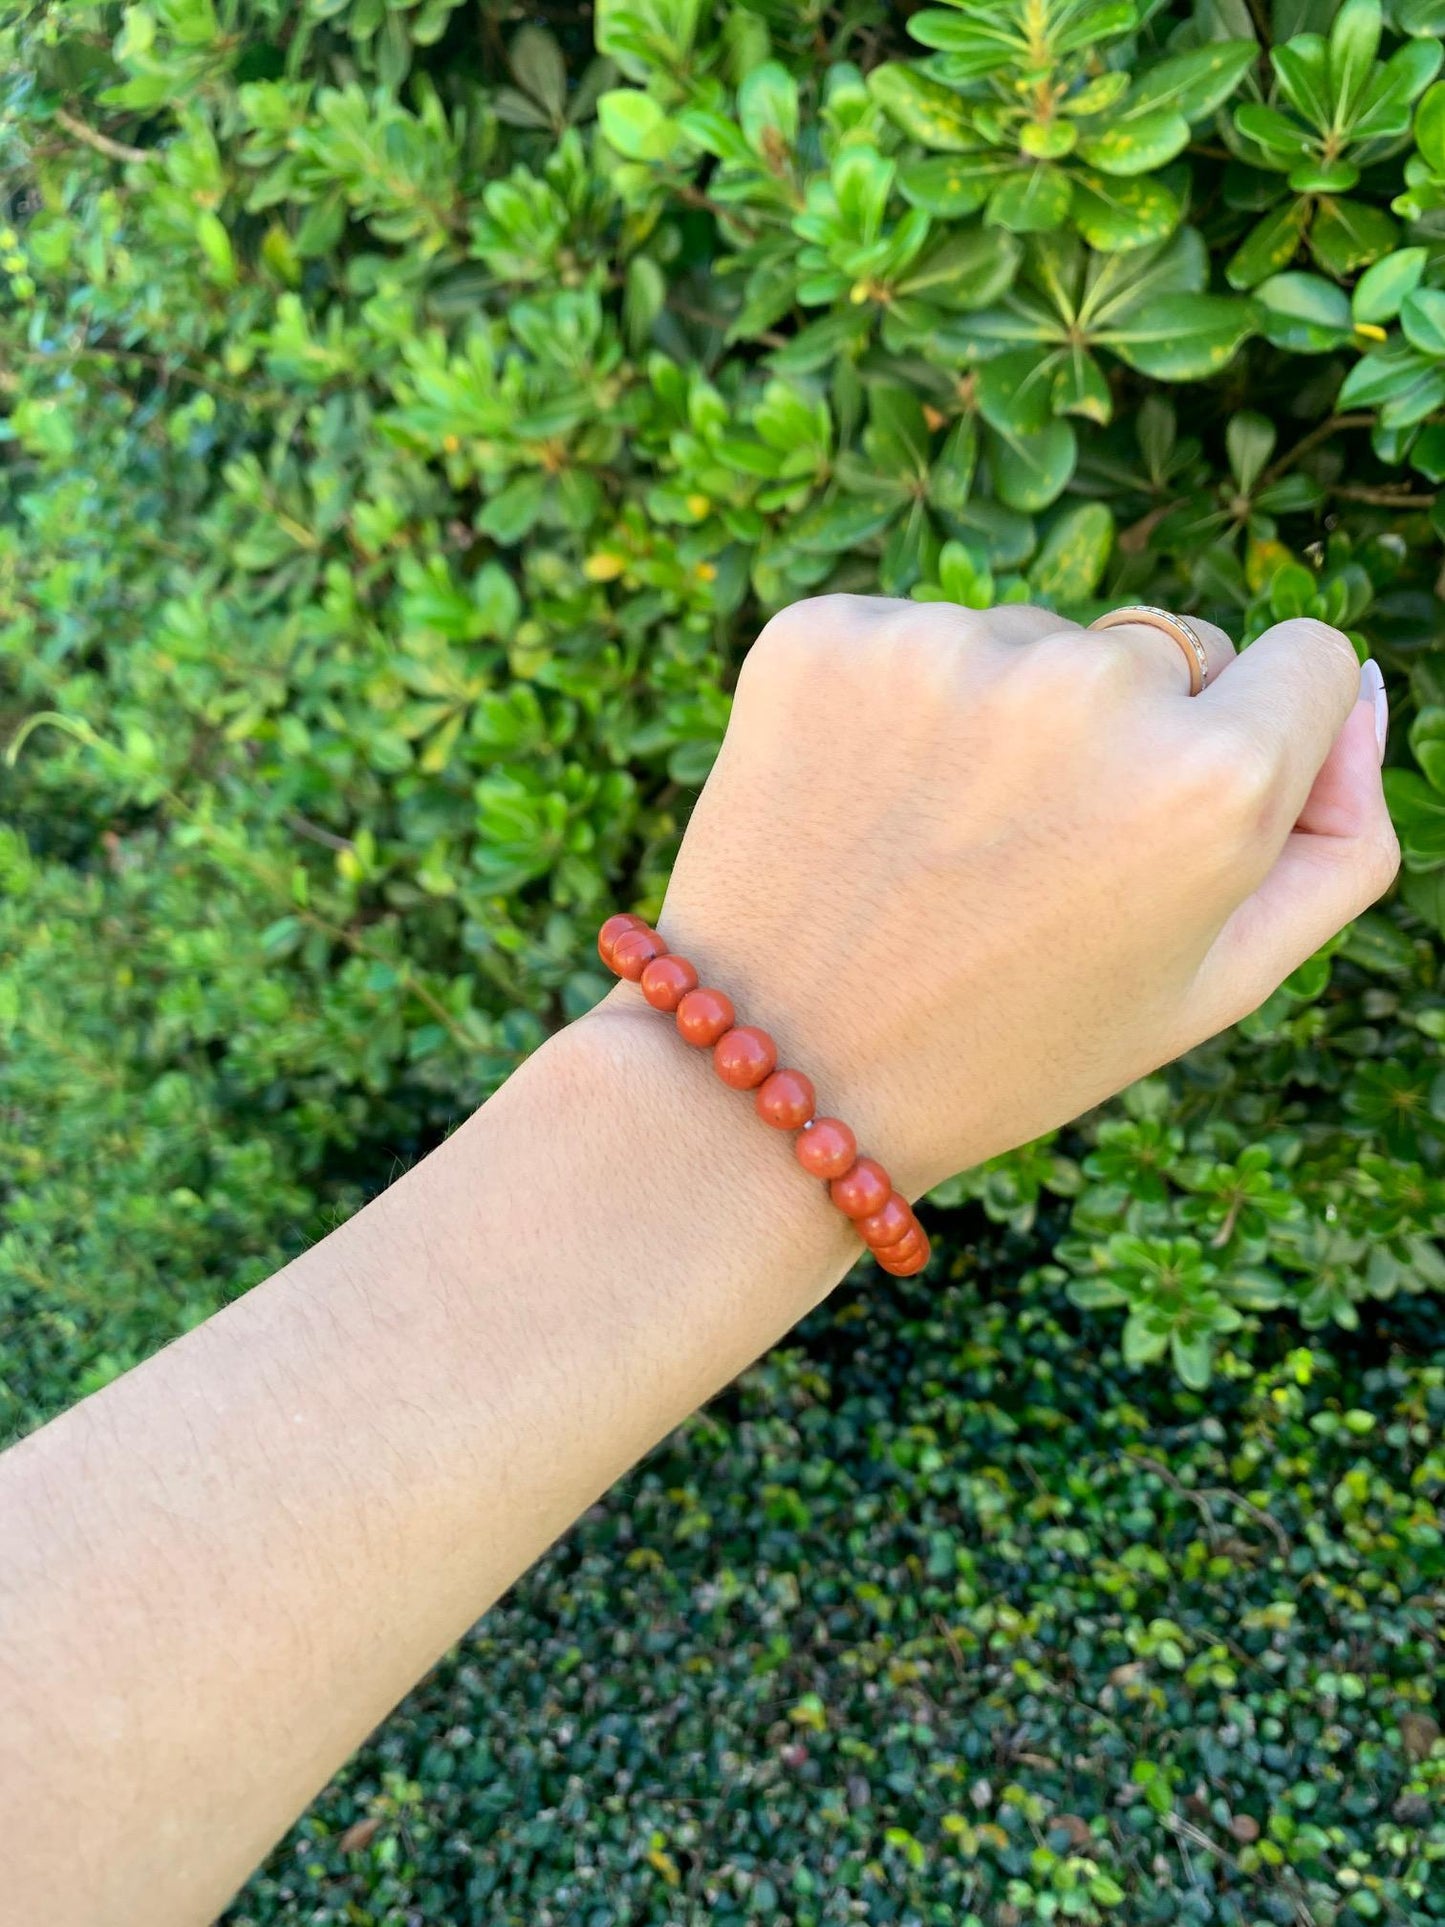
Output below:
[598,913,930,1277]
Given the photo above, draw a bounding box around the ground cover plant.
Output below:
[1,0,1442,1917]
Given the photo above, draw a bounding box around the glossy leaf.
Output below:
[1351,246,1426,324]
[1030,500,1114,601]
[1076,108,1190,177]
[986,165,1074,233]
[1308,197,1397,277]
[1225,197,1311,289]
[1254,270,1354,352]
[1069,169,1180,251]
[990,418,1078,511]
[867,63,981,151]
[1097,292,1256,378]
[1127,40,1256,122]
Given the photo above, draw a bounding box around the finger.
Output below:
[1188,695,1399,1036]
[1085,608,1236,696]
[1197,616,1362,823]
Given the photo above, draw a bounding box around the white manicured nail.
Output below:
[1360,658,1387,763]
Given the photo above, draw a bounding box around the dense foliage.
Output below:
[1,0,1442,1918]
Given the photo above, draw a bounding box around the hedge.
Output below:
[1,0,1442,1918]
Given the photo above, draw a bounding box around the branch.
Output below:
[1263,412,1374,484]
[52,107,151,167]
[1331,484,1436,508]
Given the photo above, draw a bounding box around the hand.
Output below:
[627,597,1397,1195]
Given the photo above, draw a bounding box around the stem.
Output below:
[1262,412,1374,484]
[52,107,151,166]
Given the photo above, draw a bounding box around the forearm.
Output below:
[0,1002,854,1927]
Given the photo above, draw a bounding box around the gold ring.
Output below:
[1087,605,1210,696]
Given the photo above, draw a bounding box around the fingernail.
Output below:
[1360,658,1388,763]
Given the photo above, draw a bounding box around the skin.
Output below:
[0,600,1397,1926]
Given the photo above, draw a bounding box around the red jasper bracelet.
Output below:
[598,913,931,1277]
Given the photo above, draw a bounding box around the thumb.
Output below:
[1190,670,1400,1036]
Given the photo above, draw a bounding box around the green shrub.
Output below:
[3,2,1444,1914]
[4,0,1445,1416]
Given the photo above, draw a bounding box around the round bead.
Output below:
[755,1068,816,1131]
[857,1192,915,1250]
[829,1157,892,1220]
[794,1117,858,1181]
[597,912,643,971]
[640,954,698,1012]
[611,927,666,981]
[675,986,735,1048]
[877,1232,930,1277]
[713,1025,778,1091]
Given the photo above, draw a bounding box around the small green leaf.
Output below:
[898,154,1011,217]
[1070,169,1180,251]
[738,61,799,155]
[1227,412,1276,493]
[1309,197,1397,278]
[1127,40,1256,122]
[1226,198,1311,289]
[1400,286,1445,356]
[1030,500,1115,602]
[1274,35,1332,129]
[986,165,1074,233]
[1416,79,1445,174]
[1235,102,1315,167]
[1351,246,1427,323]
[990,418,1077,511]
[1077,108,1189,176]
[1327,0,1383,130]
[1098,292,1255,379]
[1254,271,1354,352]
[597,89,677,160]
[976,348,1056,436]
[867,63,979,152]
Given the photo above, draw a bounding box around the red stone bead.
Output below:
[713,1025,778,1090]
[598,912,643,971]
[829,1157,892,1220]
[795,1117,858,1181]
[675,986,735,1048]
[611,927,666,981]
[755,1068,816,1131]
[640,954,698,1012]
[877,1231,930,1277]
[857,1192,915,1250]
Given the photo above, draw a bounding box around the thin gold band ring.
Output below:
[1087,605,1210,696]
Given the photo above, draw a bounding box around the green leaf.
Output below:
[867,63,980,152]
[789,491,903,555]
[1122,1311,1170,1367]
[1030,500,1114,601]
[1385,767,1445,864]
[1051,347,1112,423]
[907,8,1016,62]
[1225,198,1311,289]
[986,166,1074,233]
[864,383,931,473]
[1350,39,1442,144]
[738,61,799,155]
[1098,292,1256,379]
[1416,79,1445,174]
[1069,170,1180,251]
[990,419,1077,511]
[597,88,677,160]
[976,348,1057,435]
[1327,0,1383,130]
[1351,246,1427,324]
[1400,286,1445,356]
[1308,197,1397,278]
[1127,40,1256,122]
[1274,35,1332,129]
[1227,411,1277,493]
[509,25,567,118]
[1077,108,1190,176]
[1235,102,1315,167]
[1171,1328,1215,1390]
[895,227,1022,309]
[898,154,1012,217]
[1254,270,1354,351]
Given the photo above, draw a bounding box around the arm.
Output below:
[0,598,1396,1925]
